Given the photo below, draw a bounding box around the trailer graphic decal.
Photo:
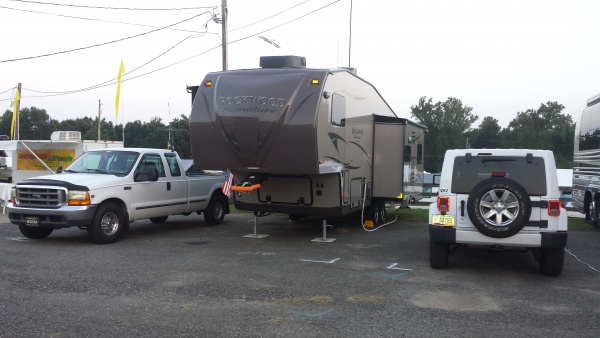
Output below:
[326,132,371,170]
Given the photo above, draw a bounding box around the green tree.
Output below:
[468,116,502,149]
[411,96,479,172]
[169,114,191,158]
[503,101,574,168]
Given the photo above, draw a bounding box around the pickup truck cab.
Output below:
[7,148,229,244]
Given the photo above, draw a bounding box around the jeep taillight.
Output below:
[548,200,561,216]
[437,196,450,213]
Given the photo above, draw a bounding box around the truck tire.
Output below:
[467,177,531,238]
[88,203,124,244]
[429,240,449,269]
[204,195,225,226]
[18,225,53,239]
[149,216,168,223]
[539,248,564,277]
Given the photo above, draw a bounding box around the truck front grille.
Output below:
[17,187,66,207]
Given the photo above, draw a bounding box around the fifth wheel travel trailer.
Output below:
[189,56,425,234]
[572,92,600,225]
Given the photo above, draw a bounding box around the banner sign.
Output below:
[17,149,76,171]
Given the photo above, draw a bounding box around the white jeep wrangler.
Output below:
[428,149,568,276]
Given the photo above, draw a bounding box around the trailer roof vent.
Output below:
[260,55,306,69]
[51,131,81,141]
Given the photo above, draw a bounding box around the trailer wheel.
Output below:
[149,216,168,223]
[204,195,225,226]
[365,202,380,225]
[18,225,53,239]
[588,199,599,228]
[87,203,124,244]
[377,200,386,223]
[289,214,304,222]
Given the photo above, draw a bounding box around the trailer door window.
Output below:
[417,144,423,165]
[331,93,346,127]
[404,145,411,162]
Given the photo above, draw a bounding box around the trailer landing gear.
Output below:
[243,211,269,239]
[312,219,336,243]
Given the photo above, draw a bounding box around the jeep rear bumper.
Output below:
[429,225,567,249]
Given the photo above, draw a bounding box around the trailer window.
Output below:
[417,144,423,164]
[331,93,346,127]
[404,145,411,162]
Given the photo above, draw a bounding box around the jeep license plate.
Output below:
[432,214,455,227]
[26,217,39,227]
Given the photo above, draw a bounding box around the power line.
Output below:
[0,11,211,63]
[1,0,341,100]
[6,0,212,11]
[229,0,311,32]
[0,5,214,34]
[0,86,15,95]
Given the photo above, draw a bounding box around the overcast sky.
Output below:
[1,0,599,131]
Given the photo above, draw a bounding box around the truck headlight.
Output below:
[10,187,16,203]
[68,191,91,205]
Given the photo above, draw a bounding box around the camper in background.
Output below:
[573,92,600,226]
[189,56,425,229]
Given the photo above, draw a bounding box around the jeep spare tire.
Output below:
[466,177,531,238]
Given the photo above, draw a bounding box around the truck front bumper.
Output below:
[7,203,98,229]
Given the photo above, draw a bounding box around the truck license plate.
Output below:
[26,217,39,227]
[432,214,455,227]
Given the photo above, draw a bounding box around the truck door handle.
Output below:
[167,182,171,191]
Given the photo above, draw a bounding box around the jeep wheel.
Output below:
[204,195,225,226]
[467,177,531,238]
[430,240,449,269]
[18,225,53,239]
[539,248,564,277]
[87,203,124,244]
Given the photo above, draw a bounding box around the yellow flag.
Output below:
[10,89,20,140]
[115,60,125,121]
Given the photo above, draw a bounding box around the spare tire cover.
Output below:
[466,177,531,238]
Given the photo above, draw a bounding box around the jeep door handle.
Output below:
[460,200,465,217]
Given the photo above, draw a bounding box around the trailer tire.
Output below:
[149,216,168,223]
[87,203,124,244]
[429,240,449,269]
[18,225,53,239]
[204,195,225,226]
[289,214,304,222]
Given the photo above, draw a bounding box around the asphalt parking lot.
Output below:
[1,210,599,337]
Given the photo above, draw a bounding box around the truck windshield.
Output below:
[65,151,139,176]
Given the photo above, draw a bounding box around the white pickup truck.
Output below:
[7,148,229,244]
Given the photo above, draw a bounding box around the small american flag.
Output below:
[222,169,233,198]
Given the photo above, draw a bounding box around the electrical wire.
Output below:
[0,5,213,34]
[228,0,311,32]
[23,16,214,96]
[0,11,209,63]
[1,0,341,100]
[360,180,398,232]
[6,0,212,11]
[565,248,600,273]
[0,86,16,95]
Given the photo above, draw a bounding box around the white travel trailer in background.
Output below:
[572,92,600,225]
[189,56,425,232]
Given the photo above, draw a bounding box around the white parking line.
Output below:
[387,263,412,271]
[299,258,340,264]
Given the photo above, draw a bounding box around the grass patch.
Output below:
[388,208,429,223]
[568,217,597,232]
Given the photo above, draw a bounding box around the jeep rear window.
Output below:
[451,156,547,195]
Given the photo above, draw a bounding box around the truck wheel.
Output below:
[467,177,531,238]
[539,248,564,277]
[204,195,225,226]
[18,225,53,239]
[149,216,168,223]
[430,240,449,269]
[88,203,124,244]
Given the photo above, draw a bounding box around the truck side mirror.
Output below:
[56,165,63,174]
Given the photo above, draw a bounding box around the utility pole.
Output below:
[97,99,102,141]
[221,0,228,70]
[15,83,21,140]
